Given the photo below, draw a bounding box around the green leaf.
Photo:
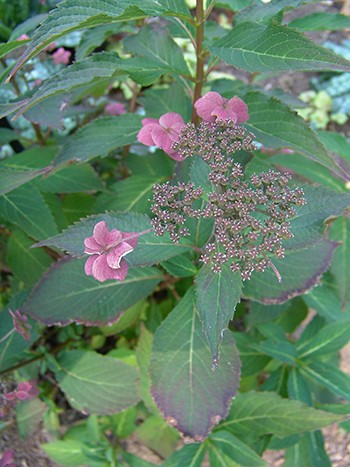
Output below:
[243,239,338,304]
[100,300,148,335]
[7,228,52,286]
[0,39,29,59]
[297,320,350,360]
[0,128,16,145]
[317,130,350,164]
[0,166,51,195]
[209,431,266,467]
[125,151,174,178]
[301,362,350,401]
[288,12,350,31]
[34,212,193,267]
[76,23,124,60]
[210,22,350,73]
[22,258,162,326]
[219,391,344,437]
[16,398,46,438]
[135,415,179,458]
[236,0,303,23]
[42,440,92,467]
[303,282,343,323]
[124,24,189,76]
[35,164,104,193]
[150,287,241,441]
[162,254,197,277]
[8,0,191,78]
[285,431,331,467]
[252,340,297,364]
[56,114,142,164]
[287,368,313,405]
[234,334,271,376]
[54,350,139,415]
[162,443,206,467]
[244,92,344,177]
[330,217,350,308]
[0,184,57,240]
[136,325,159,415]
[196,263,242,363]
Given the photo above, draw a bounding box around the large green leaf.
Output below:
[0,184,57,240]
[330,217,350,308]
[0,166,51,195]
[301,362,350,401]
[7,229,53,287]
[210,22,350,73]
[22,258,162,326]
[208,431,266,466]
[297,319,350,360]
[195,263,242,363]
[56,114,142,164]
[244,92,345,177]
[150,288,241,441]
[317,130,350,164]
[162,443,206,467]
[236,0,303,23]
[54,350,140,415]
[8,0,191,78]
[34,212,193,267]
[35,164,104,193]
[219,391,344,437]
[288,12,350,31]
[285,431,331,467]
[243,239,337,304]
[124,24,189,76]
[303,283,343,323]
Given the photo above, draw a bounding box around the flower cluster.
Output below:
[84,221,138,282]
[0,381,39,420]
[150,114,306,281]
[0,450,15,467]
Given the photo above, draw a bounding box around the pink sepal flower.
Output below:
[9,309,31,341]
[105,102,127,116]
[195,91,249,124]
[137,112,186,161]
[0,450,15,467]
[3,381,38,403]
[16,34,29,41]
[84,221,138,282]
[52,47,71,65]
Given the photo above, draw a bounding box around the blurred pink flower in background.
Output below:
[137,112,186,161]
[16,34,29,41]
[84,221,138,282]
[105,102,127,116]
[0,450,15,467]
[4,381,39,402]
[52,47,71,65]
[195,91,249,124]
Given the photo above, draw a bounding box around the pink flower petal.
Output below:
[121,232,139,249]
[142,118,158,125]
[159,112,184,129]
[84,255,97,276]
[91,255,117,282]
[165,150,186,161]
[151,127,173,154]
[106,242,134,268]
[84,236,102,254]
[211,107,238,123]
[194,92,225,122]
[15,391,30,400]
[105,229,123,249]
[93,221,111,246]
[137,123,160,146]
[17,382,31,392]
[105,102,127,116]
[110,259,129,281]
[227,96,249,123]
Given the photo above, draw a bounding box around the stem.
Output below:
[0,353,44,377]
[205,0,215,19]
[192,0,205,124]
[174,17,196,49]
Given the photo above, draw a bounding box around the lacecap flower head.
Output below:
[137,112,186,161]
[195,91,249,123]
[84,221,138,282]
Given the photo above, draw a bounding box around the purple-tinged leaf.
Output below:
[196,263,242,364]
[243,240,338,304]
[330,217,350,308]
[54,350,140,415]
[150,287,241,441]
[22,258,163,326]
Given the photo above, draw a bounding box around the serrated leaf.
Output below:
[162,255,197,277]
[162,443,206,467]
[22,258,162,326]
[209,431,266,467]
[330,217,350,308]
[236,0,303,23]
[7,228,52,286]
[76,23,124,60]
[0,184,57,240]
[35,164,104,193]
[56,114,142,164]
[124,24,189,76]
[54,350,140,414]
[34,212,193,267]
[252,340,297,364]
[150,287,241,441]
[210,22,350,73]
[285,431,331,467]
[244,92,344,177]
[288,12,350,31]
[243,239,338,304]
[297,319,350,359]
[196,263,242,363]
[0,166,51,195]
[8,0,191,78]
[0,39,29,59]
[219,391,344,437]
[301,362,350,401]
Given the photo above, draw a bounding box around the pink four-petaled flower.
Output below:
[84,221,138,282]
[194,91,249,124]
[52,47,71,65]
[137,112,186,161]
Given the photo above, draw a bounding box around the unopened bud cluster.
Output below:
[151,120,306,280]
